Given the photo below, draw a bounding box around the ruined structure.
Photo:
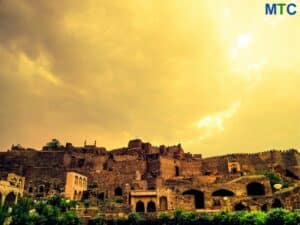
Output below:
[0,173,25,205]
[65,172,88,201]
[0,139,299,213]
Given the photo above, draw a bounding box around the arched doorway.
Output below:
[234,202,248,211]
[212,189,234,197]
[5,192,16,205]
[261,204,268,211]
[114,187,123,196]
[98,192,105,201]
[247,182,265,196]
[272,198,283,208]
[183,189,205,209]
[39,185,44,193]
[147,201,156,212]
[136,201,145,213]
[160,196,168,211]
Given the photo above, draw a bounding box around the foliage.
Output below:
[1,196,81,225]
[46,139,62,148]
[88,216,104,225]
[115,198,124,204]
[262,171,287,190]
[127,212,142,225]
[0,205,9,225]
[159,212,171,225]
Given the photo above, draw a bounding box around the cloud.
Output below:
[195,101,240,140]
[1,0,300,156]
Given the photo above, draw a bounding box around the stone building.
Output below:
[0,139,299,212]
[0,173,25,205]
[65,172,88,200]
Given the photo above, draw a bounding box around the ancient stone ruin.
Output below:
[0,139,299,213]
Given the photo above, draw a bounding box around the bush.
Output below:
[115,198,124,204]
[197,213,212,225]
[262,171,285,190]
[128,212,142,225]
[240,211,266,225]
[265,208,288,225]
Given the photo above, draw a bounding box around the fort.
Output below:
[0,138,299,216]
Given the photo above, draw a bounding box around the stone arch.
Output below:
[212,189,234,197]
[114,187,123,196]
[160,196,168,211]
[5,192,16,205]
[272,198,283,208]
[182,189,205,209]
[234,202,248,211]
[147,201,156,212]
[136,201,145,213]
[246,182,265,196]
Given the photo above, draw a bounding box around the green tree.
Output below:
[0,205,9,225]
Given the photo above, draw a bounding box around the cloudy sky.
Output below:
[0,0,300,156]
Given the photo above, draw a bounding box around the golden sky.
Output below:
[0,0,300,156]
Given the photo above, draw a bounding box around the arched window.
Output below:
[74,190,77,200]
[212,189,235,197]
[136,201,145,213]
[247,182,265,196]
[39,185,44,193]
[175,166,180,176]
[98,192,105,201]
[183,189,205,209]
[79,177,82,186]
[160,196,168,211]
[272,198,283,208]
[147,201,156,212]
[5,192,16,205]
[234,202,248,211]
[114,187,123,196]
[28,187,33,193]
